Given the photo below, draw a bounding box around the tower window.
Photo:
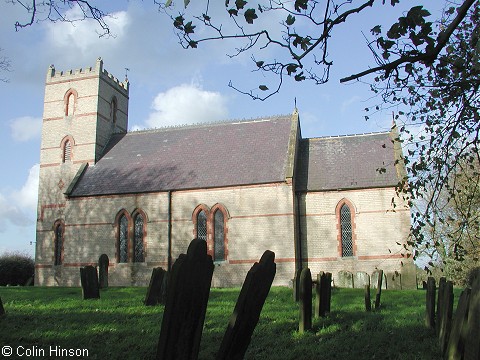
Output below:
[110,97,118,124]
[64,89,78,116]
[63,140,71,162]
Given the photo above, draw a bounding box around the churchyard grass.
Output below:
[0,286,442,359]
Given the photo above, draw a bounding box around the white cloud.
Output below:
[9,116,42,142]
[145,84,229,128]
[14,164,40,212]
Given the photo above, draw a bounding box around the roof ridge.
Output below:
[128,114,292,134]
[306,130,390,141]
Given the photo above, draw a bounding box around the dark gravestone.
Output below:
[445,288,471,360]
[299,268,312,333]
[145,267,167,306]
[365,285,371,312]
[436,277,447,337]
[98,254,109,289]
[374,269,384,309]
[216,250,276,360]
[315,272,331,318]
[0,295,4,316]
[464,275,480,360]
[425,277,436,329]
[438,280,454,354]
[156,239,214,360]
[80,266,100,300]
[293,269,301,302]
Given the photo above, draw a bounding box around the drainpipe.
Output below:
[167,190,172,271]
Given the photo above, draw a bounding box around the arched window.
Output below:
[133,213,145,263]
[340,203,354,257]
[213,209,225,261]
[53,220,64,265]
[63,140,71,162]
[197,210,208,241]
[110,97,118,124]
[64,89,77,116]
[118,214,129,263]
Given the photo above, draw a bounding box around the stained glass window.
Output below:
[340,204,353,257]
[54,222,63,265]
[214,210,225,261]
[119,215,128,263]
[197,210,207,241]
[133,214,144,262]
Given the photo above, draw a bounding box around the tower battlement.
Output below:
[46,57,129,94]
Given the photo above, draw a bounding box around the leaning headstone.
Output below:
[425,277,436,329]
[371,269,387,290]
[387,271,402,290]
[315,272,331,317]
[438,280,454,354]
[156,239,214,360]
[463,274,480,360]
[374,270,384,309]
[299,268,312,333]
[365,285,371,312]
[216,250,276,360]
[80,266,100,300]
[354,272,370,289]
[0,295,5,316]
[436,277,447,337]
[445,288,471,360]
[315,272,324,318]
[337,270,354,288]
[145,267,167,306]
[98,254,109,289]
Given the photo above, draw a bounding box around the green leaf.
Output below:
[294,72,305,82]
[183,21,196,34]
[165,0,173,7]
[235,0,247,10]
[370,25,381,36]
[286,14,296,26]
[259,85,269,91]
[228,8,238,16]
[294,0,308,11]
[188,40,198,48]
[184,0,191,7]
[286,64,298,75]
[256,61,264,68]
[244,8,257,24]
[202,13,211,22]
[173,16,184,29]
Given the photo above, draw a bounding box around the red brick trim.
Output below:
[62,262,97,267]
[47,74,99,86]
[335,198,357,257]
[229,257,295,264]
[40,163,61,168]
[358,254,404,260]
[302,257,339,262]
[230,212,294,219]
[39,203,65,221]
[35,264,53,269]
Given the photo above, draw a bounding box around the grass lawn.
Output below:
[0,286,442,359]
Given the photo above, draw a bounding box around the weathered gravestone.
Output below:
[365,285,371,312]
[374,269,384,309]
[293,269,301,302]
[145,267,167,306]
[98,254,109,289]
[0,295,5,316]
[371,269,387,290]
[80,266,100,300]
[463,274,480,360]
[445,288,471,360]
[315,272,332,318]
[387,271,402,290]
[156,239,214,360]
[299,268,312,333]
[436,277,447,337]
[438,280,454,354]
[354,272,370,289]
[337,270,354,288]
[216,250,276,360]
[425,277,436,329]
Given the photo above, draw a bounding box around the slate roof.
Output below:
[68,115,294,196]
[295,132,400,191]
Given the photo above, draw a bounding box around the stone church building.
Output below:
[35,58,413,287]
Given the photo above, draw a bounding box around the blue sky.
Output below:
[0,1,439,256]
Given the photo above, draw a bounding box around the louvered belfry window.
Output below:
[214,210,225,261]
[63,140,71,162]
[119,215,129,263]
[197,210,207,241]
[133,214,144,262]
[54,222,63,265]
[340,204,353,257]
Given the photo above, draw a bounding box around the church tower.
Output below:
[35,58,129,284]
